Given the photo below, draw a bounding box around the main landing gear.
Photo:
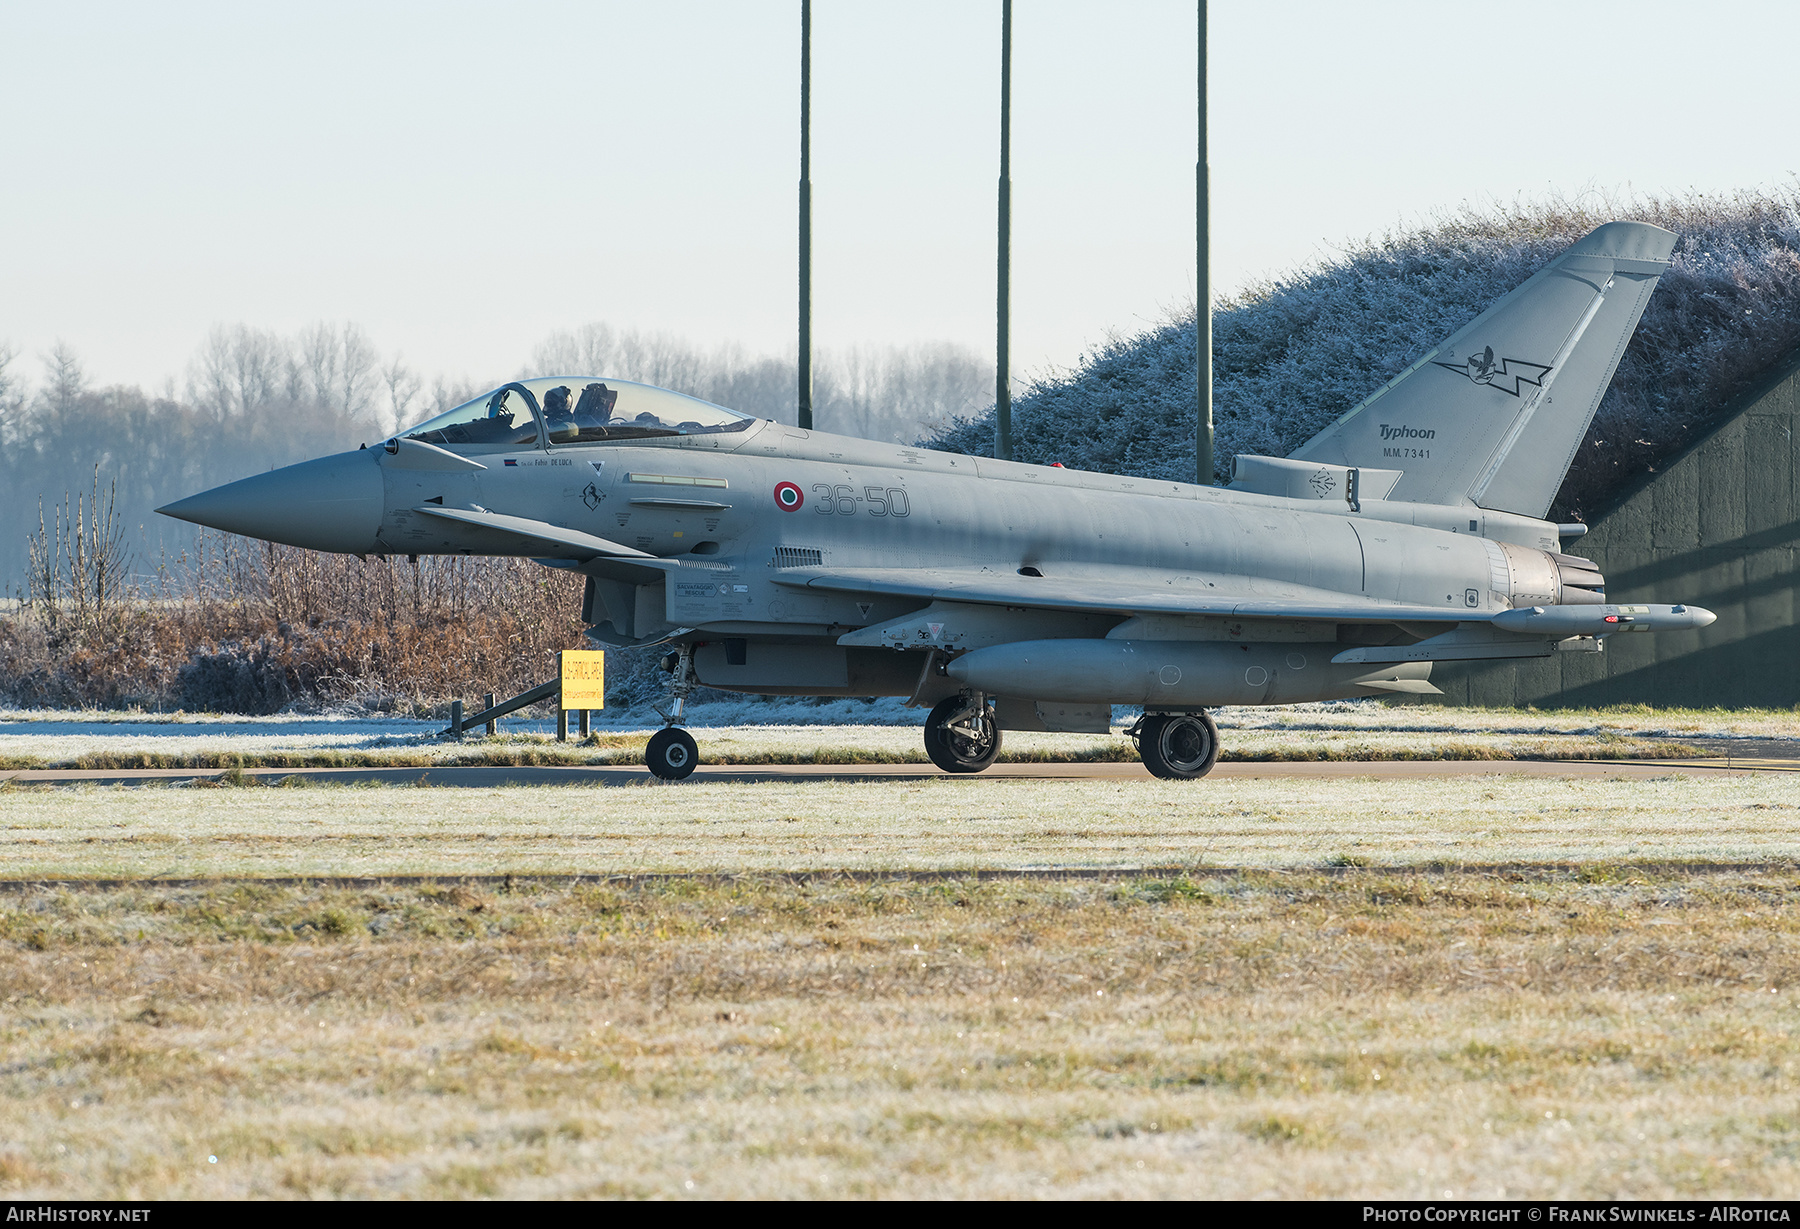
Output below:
[923,693,1003,774]
[922,695,1220,780]
[1129,711,1220,780]
[646,645,700,781]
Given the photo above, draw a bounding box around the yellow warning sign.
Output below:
[559,650,606,709]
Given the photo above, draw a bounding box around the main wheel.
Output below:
[1138,711,1219,780]
[645,726,699,781]
[923,695,1002,774]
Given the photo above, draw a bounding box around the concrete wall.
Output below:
[1429,358,1800,708]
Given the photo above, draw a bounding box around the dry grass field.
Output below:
[0,870,1796,1199]
[1,772,1799,877]
[3,768,1798,1199]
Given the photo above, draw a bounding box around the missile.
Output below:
[1488,603,1716,636]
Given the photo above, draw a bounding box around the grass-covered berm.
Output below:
[0,867,1796,1199]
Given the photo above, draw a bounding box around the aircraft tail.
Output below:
[1290,221,1676,517]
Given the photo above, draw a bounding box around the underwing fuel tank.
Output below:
[944,639,1437,707]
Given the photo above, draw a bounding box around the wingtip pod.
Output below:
[1490,603,1715,636]
[1566,221,1678,266]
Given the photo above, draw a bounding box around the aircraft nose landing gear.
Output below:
[923,693,1002,774]
[646,726,698,780]
[646,644,700,781]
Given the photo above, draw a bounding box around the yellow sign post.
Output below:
[559,650,606,710]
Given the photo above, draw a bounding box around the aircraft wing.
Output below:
[772,566,1481,624]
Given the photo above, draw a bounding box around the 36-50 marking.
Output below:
[812,484,911,517]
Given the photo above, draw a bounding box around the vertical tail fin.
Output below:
[1291,221,1676,516]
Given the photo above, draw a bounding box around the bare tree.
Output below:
[425,375,480,416]
[807,343,991,443]
[382,354,423,435]
[26,465,132,642]
[531,323,618,376]
[188,324,287,419]
[0,341,23,448]
[293,322,340,412]
[39,341,87,415]
[531,324,713,396]
[337,322,379,420]
[290,322,380,421]
[530,321,989,440]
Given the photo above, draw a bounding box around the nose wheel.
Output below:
[1134,711,1220,780]
[923,694,1002,774]
[646,726,698,781]
[646,644,701,781]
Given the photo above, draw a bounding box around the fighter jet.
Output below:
[160,221,1713,780]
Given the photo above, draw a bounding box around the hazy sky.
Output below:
[2,0,1795,395]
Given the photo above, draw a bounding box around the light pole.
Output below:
[798,0,814,431]
[1196,0,1212,484]
[996,0,1013,461]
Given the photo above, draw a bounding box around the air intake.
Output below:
[772,547,824,569]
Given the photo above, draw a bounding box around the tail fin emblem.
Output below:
[1432,345,1553,397]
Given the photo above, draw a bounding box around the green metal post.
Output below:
[1196,0,1213,485]
[798,0,814,431]
[996,0,1013,461]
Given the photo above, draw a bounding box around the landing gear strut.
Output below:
[923,693,1002,774]
[646,645,699,781]
[1131,710,1220,780]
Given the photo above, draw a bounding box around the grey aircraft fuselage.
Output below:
[159,222,1717,775]
[178,410,1667,715]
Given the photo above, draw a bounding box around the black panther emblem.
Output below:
[1432,345,1552,397]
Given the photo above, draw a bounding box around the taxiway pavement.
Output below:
[3,756,1796,789]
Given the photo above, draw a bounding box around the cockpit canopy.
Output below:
[398,377,757,450]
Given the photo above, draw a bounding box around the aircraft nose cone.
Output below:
[158,449,384,553]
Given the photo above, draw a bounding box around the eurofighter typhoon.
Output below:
[161,222,1712,779]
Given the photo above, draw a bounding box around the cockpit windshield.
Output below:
[398,377,757,450]
[401,385,542,448]
[536,378,755,444]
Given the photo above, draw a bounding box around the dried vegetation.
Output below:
[1,511,593,714]
[0,871,1795,1198]
[3,773,1798,877]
